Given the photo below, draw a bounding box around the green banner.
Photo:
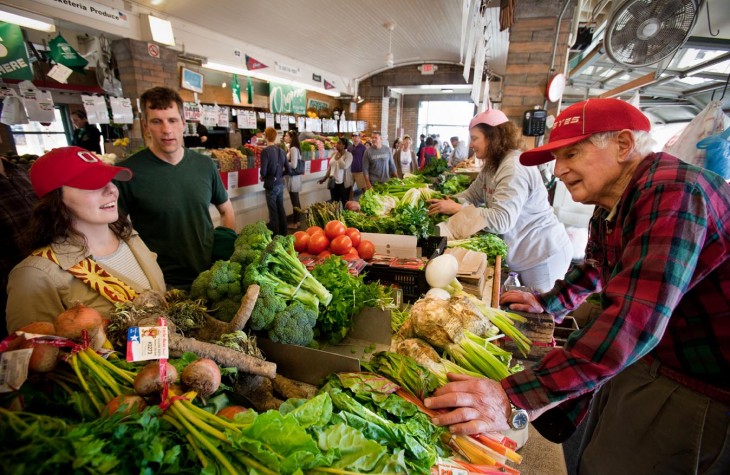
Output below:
[49,34,88,73]
[269,82,306,115]
[0,22,33,80]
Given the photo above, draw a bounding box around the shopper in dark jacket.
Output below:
[71,110,102,154]
[260,127,291,236]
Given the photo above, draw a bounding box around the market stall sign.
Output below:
[35,0,130,27]
[269,82,306,115]
[0,22,33,80]
[49,34,88,73]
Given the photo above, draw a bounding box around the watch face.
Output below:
[511,409,529,430]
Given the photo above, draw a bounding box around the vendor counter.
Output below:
[209,159,332,230]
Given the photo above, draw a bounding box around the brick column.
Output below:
[501,1,574,126]
[111,39,178,145]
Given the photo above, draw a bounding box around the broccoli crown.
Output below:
[212,297,241,323]
[207,260,243,300]
[268,302,318,347]
[189,269,212,300]
[189,261,242,303]
[249,284,287,331]
[231,221,272,267]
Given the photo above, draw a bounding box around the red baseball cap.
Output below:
[469,108,509,129]
[30,146,133,198]
[520,98,651,166]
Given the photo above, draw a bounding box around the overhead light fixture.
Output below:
[203,61,341,97]
[384,22,396,68]
[0,5,55,32]
[356,95,364,103]
[441,88,454,93]
[141,14,175,46]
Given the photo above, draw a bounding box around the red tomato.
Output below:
[324,220,346,240]
[293,231,310,253]
[342,248,360,260]
[357,240,375,260]
[329,235,353,256]
[306,226,324,236]
[307,233,330,254]
[344,227,361,247]
[317,250,332,259]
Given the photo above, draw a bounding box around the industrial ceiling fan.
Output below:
[604,0,701,67]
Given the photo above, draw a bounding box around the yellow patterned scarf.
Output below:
[32,245,138,303]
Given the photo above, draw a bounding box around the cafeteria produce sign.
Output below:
[35,0,130,28]
[269,82,306,115]
[0,23,32,80]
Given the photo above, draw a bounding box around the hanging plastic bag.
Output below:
[663,101,729,168]
[696,127,730,180]
[0,95,29,125]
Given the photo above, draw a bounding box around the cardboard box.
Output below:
[256,307,392,386]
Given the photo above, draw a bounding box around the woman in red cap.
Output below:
[427,108,571,292]
[5,146,165,333]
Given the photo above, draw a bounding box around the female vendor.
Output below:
[5,146,165,333]
[427,109,571,292]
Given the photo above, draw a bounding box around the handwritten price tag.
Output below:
[126,325,169,362]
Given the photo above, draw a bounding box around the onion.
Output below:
[426,288,452,300]
[425,254,459,289]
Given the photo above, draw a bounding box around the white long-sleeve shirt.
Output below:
[451,149,570,271]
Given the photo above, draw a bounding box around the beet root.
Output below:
[181,358,221,398]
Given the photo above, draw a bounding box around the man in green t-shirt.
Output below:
[116,87,235,289]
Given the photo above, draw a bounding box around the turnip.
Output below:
[102,394,146,416]
[53,304,107,350]
[181,358,221,399]
[18,321,59,373]
[133,361,178,397]
[425,254,459,289]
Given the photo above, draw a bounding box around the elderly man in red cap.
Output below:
[425,98,730,474]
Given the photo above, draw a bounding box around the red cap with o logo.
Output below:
[519,98,651,166]
[29,146,133,198]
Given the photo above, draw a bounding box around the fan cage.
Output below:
[605,0,699,67]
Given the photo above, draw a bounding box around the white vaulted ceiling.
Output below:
[127,0,508,82]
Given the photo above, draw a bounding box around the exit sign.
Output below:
[420,63,437,75]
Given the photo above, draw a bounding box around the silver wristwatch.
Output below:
[508,406,529,430]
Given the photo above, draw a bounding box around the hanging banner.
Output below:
[246,76,253,105]
[323,79,335,90]
[0,22,33,81]
[34,0,130,28]
[269,82,306,115]
[49,34,88,73]
[245,54,268,71]
[231,74,241,104]
[110,97,134,124]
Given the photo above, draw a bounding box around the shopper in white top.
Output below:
[427,109,572,292]
[393,135,418,178]
[283,130,303,227]
[448,136,469,168]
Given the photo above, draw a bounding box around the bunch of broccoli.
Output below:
[243,235,332,308]
[230,221,273,268]
[248,286,318,347]
[190,260,243,322]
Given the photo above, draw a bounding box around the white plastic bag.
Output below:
[663,101,729,168]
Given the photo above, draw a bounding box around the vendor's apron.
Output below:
[578,359,730,474]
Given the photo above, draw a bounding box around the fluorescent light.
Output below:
[204,61,341,97]
[147,14,175,46]
[0,5,55,32]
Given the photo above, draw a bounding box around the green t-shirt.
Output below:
[115,148,228,288]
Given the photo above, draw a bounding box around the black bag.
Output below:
[327,176,335,189]
[292,157,305,176]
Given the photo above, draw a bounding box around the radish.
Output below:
[181,358,221,399]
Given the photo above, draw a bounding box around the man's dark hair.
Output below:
[140,87,184,121]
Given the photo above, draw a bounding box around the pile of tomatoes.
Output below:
[293,220,376,261]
